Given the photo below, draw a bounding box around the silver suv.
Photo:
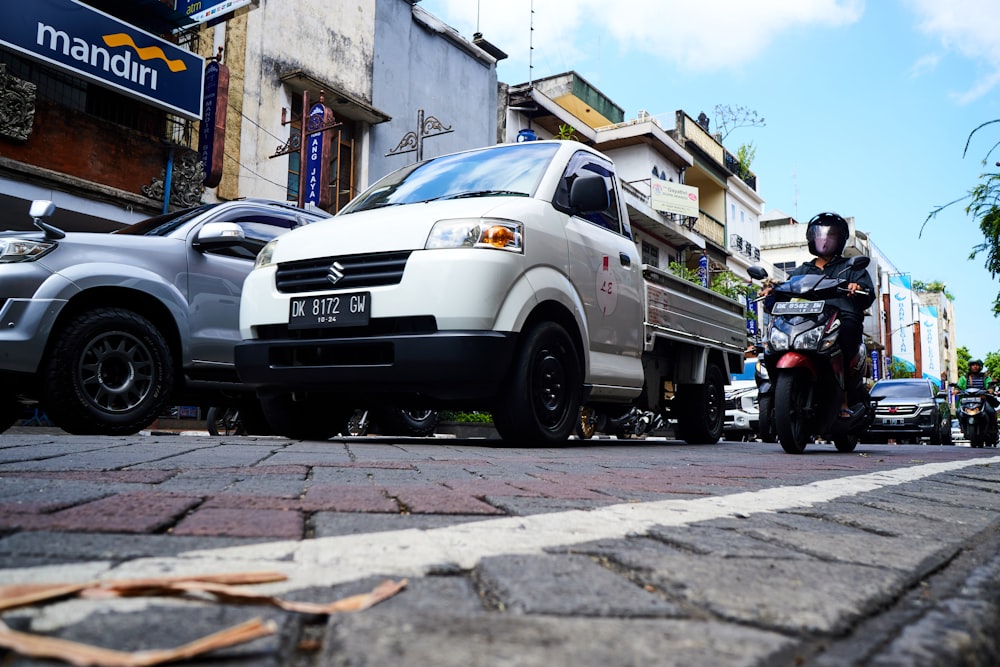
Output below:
[864,378,952,445]
[0,198,331,434]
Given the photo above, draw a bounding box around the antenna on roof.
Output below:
[529,0,534,87]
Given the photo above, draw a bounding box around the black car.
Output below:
[864,378,952,445]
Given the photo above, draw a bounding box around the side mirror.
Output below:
[569,174,609,213]
[194,222,245,248]
[30,200,56,219]
[747,265,768,280]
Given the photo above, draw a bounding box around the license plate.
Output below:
[881,418,904,426]
[288,292,370,329]
[772,300,824,315]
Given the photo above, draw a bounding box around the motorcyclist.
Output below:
[957,359,997,439]
[760,212,876,418]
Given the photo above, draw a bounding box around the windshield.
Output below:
[340,142,560,214]
[872,381,931,399]
[113,203,221,237]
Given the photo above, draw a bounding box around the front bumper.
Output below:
[234,330,519,402]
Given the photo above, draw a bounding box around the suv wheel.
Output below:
[43,308,173,435]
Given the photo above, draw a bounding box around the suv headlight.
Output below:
[0,238,56,263]
[425,218,523,252]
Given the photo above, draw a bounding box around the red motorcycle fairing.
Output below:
[775,351,818,378]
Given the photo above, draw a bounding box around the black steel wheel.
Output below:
[42,308,172,435]
[493,321,581,446]
[774,371,810,454]
[675,364,726,444]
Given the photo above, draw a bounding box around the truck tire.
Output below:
[373,407,439,437]
[42,308,173,435]
[675,364,725,444]
[493,321,581,446]
[259,392,352,441]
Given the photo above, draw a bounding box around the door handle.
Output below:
[619,252,632,267]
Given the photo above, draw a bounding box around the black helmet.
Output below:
[970,359,984,368]
[806,212,849,257]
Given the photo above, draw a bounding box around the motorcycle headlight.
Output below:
[425,218,523,252]
[769,328,790,351]
[0,238,56,263]
[792,325,824,350]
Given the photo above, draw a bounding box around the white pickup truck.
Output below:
[235,140,747,444]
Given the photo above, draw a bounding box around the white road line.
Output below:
[11,457,1000,594]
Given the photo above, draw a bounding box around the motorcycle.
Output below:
[951,385,999,448]
[748,256,877,454]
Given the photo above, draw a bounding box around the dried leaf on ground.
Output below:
[0,572,407,666]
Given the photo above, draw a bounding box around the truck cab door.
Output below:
[558,152,643,391]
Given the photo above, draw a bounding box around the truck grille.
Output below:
[275,251,411,294]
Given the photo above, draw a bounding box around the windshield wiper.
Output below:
[426,190,528,202]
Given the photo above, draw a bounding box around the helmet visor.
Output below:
[811,225,841,256]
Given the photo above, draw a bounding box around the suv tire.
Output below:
[43,308,173,435]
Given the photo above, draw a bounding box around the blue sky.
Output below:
[418,0,1000,361]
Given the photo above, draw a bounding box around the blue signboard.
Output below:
[303,102,326,207]
[175,0,255,25]
[0,0,204,119]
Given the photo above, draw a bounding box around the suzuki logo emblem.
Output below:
[327,261,345,285]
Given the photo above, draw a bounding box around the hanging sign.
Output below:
[198,58,228,187]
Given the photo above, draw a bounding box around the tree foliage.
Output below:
[912,279,955,301]
[922,119,1000,316]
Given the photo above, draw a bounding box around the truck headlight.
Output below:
[425,218,523,252]
[254,238,278,269]
[0,238,56,263]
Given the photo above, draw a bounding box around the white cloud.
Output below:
[903,0,1000,102]
[424,0,864,73]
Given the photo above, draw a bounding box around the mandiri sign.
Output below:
[0,0,204,119]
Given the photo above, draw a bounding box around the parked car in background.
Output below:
[0,198,332,435]
[724,357,759,441]
[724,384,759,441]
[864,378,952,445]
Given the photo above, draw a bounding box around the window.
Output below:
[641,240,660,268]
[774,261,797,272]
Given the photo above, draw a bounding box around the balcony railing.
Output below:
[723,151,757,191]
[694,211,726,247]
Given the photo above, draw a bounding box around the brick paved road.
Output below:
[2,430,999,666]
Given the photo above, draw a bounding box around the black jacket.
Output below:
[787,255,876,318]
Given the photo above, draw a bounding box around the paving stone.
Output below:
[301,485,399,513]
[171,508,303,539]
[645,523,814,559]
[473,553,683,617]
[311,512,490,538]
[573,535,913,635]
[6,492,202,534]
[321,611,798,667]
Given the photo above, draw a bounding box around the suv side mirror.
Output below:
[194,222,245,248]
